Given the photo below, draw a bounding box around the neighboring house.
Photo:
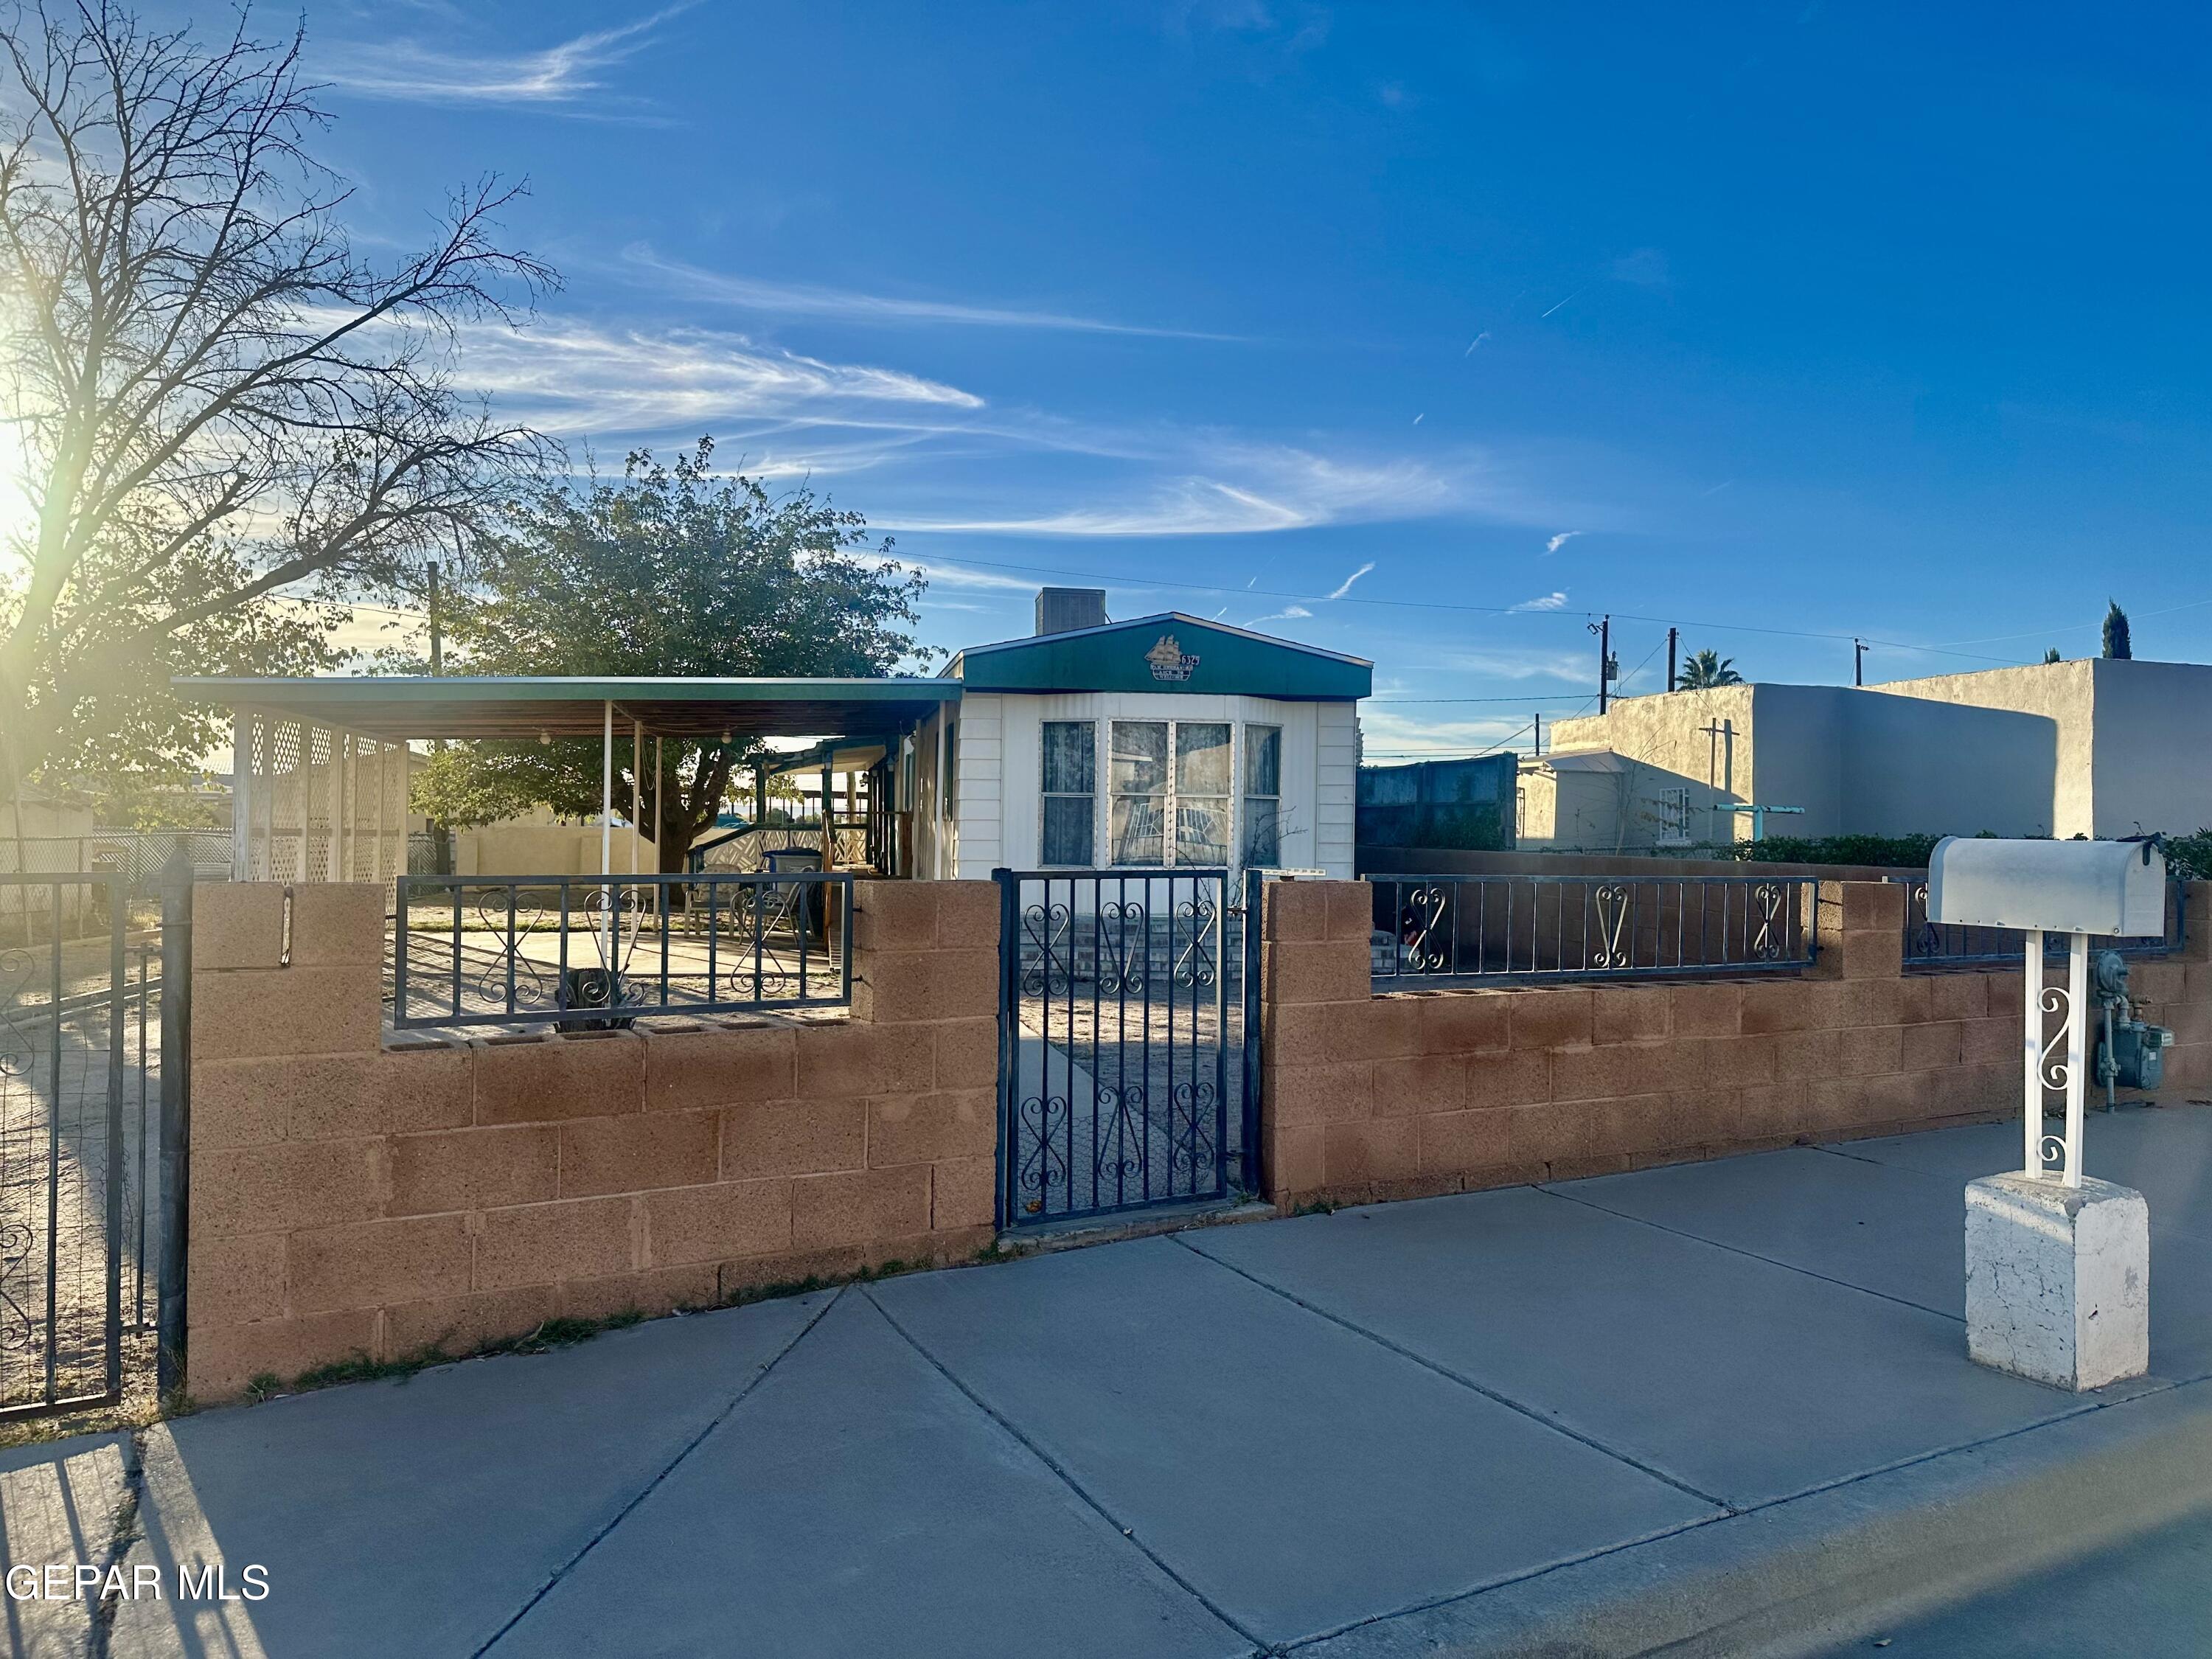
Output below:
[1531,658,2212,849]
[1357,754,1517,854]
[913,590,1369,879]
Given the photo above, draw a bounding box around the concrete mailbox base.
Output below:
[1965,1172,2149,1391]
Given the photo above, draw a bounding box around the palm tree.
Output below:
[1677,648,1744,689]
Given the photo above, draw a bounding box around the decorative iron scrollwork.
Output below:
[1166,1081,1218,1180]
[1593,884,1632,968]
[0,948,32,1079]
[2038,984,2073,1091]
[1015,1095,1070,1214]
[1399,885,1450,973]
[1019,902,1074,999]
[1750,881,1787,961]
[1099,900,1148,995]
[1174,891,1219,989]
[0,1222,35,1352]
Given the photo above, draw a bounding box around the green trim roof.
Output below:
[173,675,960,740]
[950,612,1370,699]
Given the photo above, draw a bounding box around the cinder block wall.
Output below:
[1259,878,2212,1210]
[187,880,1000,1400]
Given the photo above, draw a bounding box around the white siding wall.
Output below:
[950,692,1358,878]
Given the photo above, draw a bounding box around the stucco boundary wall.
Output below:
[1259,878,2212,1211]
[186,881,1000,1401]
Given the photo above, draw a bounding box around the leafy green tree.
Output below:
[1677,648,1744,689]
[2044,647,2064,664]
[411,442,928,869]
[2102,601,2132,659]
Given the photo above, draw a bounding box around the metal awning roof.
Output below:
[173,675,961,741]
[765,737,891,777]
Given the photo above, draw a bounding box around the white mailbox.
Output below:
[1927,836,2167,937]
[1929,837,2166,1391]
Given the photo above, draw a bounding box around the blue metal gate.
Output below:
[994,869,1251,1227]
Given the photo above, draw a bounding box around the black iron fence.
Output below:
[391,871,852,1030]
[1370,873,1820,984]
[0,874,164,1418]
[1892,875,2186,969]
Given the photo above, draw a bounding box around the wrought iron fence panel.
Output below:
[0,876,155,1418]
[1892,875,2185,968]
[1370,874,1819,984]
[996,869,1237,1227]
[390,872,852,1029]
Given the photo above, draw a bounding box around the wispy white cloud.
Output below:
[1439,646,1590,682]
[320,4,691,109]
[1324,561,1377,599]
[1510,591,1568,612]
[1248,603,1314,625]
[1544,530,1584,555]
[620,245,1239,340]
[1463,332,1490,355]
[453,319,982,437]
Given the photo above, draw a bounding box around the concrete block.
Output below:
[933,881,1002,951]
[1772,1026,1842,1083]
[1271,998,1419,1065]
[1419,1107,1510,1175]
[641,1024,795,1113]
[1965,1173,2149,1391]
[1670,982,1744,1037]
[1263,1061,1374,1127]
[721,1097,868,1180]
[849,882,939,951]
[644,1180,793,1266]
[380,1284,559,1357]
[1840,1024,1906,1078]
[1265,1123,1327,1200]
[555,1264,720,1324]
[388,1124,558,1217]
[1900,1020,1965,1071]
[1265,878,1329,942]
[1927,973,1989,1023]
[1675,1034,1777,1089]
[933,1018,998,1090]
[287,1215,473,1315]
[1326,883,1378,943]
[1419,992,1512,1054]
[192,884,285,972]
[794,1023,935,1099]
[472,1031,646,1124]
[1507,990,1594,1052]
[1551,1042,1680,1104]
[866,1090,995,1167]
[1464,1049,1552,1113]
[855,948,996,1023]
[187,1310,378,1398]
[557,1108,720,1197]
[1369,1051,1467,1118]
[1592,984,1671,1044]
[931,1155,998,1231]
[193,1139,385,1238]
[193,965,383,1061]
[1324,1116,1422,1187]
[189,1233,288,1327]
[790,1165,932,1251]
[1263,939,1374,1006]
[473,1195,636,1290]
[285,884,389,967]
[1739,979,1822,1035]
[1839,928,1906,982]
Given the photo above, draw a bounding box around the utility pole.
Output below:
[1590,614,1615,714]
[1854,637,1866,688]
[1531,712,1542,755]
[1667,627,1679,692]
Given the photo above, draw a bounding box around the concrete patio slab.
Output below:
[870,1233,1714,1647]
[493,1290,1242,1659]
[1186,1186,2111,1509]
[108,1291,830,1659]
[0,1434,130,1659]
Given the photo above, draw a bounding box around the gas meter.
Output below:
[2090,950,2171,1102]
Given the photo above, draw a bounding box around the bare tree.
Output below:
[0,1,556,796]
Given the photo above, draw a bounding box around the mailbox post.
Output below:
[1927,836,2162,1391]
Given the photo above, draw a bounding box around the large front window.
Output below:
[1242,723,1281,865]
[1110,720,1231,866]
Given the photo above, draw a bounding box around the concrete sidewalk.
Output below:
[13,1105,2212,1657]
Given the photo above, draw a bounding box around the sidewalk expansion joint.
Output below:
[470,1287,844,1658]
[1166,1233,1731,1512]
[1532,1180,1964,1323]
[861,1284,1271,1658]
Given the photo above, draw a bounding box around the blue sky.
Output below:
[284,0,2212,757]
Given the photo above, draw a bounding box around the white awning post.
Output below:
[2024,928,2044,1178]
[654,735,665,922]
[231,710,253,883]
[293,720,311,883]
[601,699,615,967]
[2063,931,2089,1189]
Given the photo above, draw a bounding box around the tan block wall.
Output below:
[187,880,1001,1400]
[1260,878,2212,1210]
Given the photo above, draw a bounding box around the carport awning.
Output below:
[173,675,961,741]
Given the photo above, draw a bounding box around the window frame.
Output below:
[1240,722,1282,867]
[1038,719,1099,866]
[1107,716,1243,869]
